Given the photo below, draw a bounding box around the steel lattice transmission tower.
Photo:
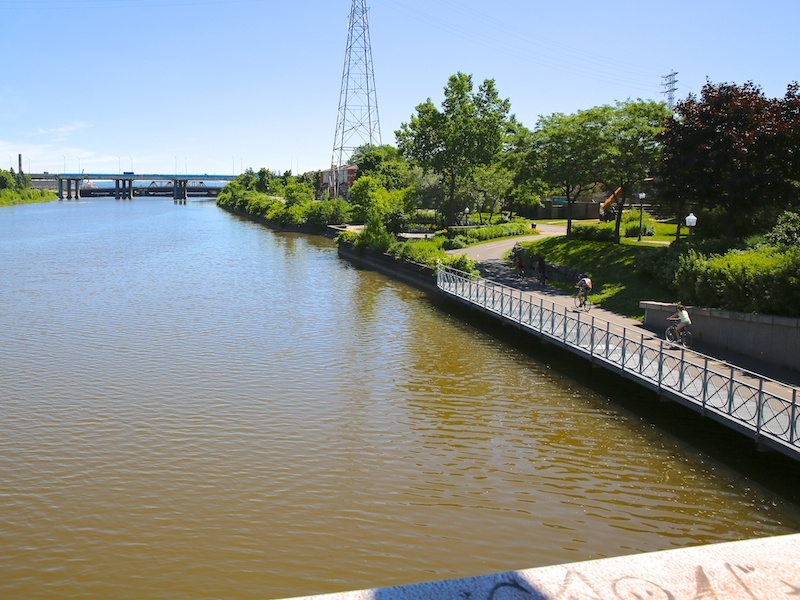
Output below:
[661,70,679,109]
[330,0,381,195]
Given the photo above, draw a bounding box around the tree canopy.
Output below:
[395,72,511,225]
[657,80,800,239]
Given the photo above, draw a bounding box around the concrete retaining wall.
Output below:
[641,301,800,373]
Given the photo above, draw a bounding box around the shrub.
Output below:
[766,211,800,250]
[624,222,656,238]
[571,224,616,241]
[442,235,469,250]
[442,253,478,275]
[446,223,530,242]
[673,246,800,316]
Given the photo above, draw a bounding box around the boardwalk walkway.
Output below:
[438,234,800,462]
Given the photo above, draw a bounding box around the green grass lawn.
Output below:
[524,235,677,320]
[539,217,685,245]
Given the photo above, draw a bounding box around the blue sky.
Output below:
[2,0,799,176]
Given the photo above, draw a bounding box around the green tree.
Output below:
[466,163,513,224]
[283,181,314,207]
[0,169,16,191]
[355,145,413,191]
[527,110,599,236]
[658,80,800,240]
[396,72,511,226]
[255,168,272,193]
[593,100,670,243]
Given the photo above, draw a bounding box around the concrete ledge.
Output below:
[641,300,800,373]
[283,534,800,600]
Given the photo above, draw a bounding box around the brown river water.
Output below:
[1,198,799,600]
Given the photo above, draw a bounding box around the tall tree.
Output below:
[395,72,511,225]
[528,110,599,236]
[593,100,670,243]
[354,145,413,191]
[658,80,800,239]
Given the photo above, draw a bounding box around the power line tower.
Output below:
[330,0,381,197]
[661,70,679,109]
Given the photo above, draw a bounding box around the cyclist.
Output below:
[575,274,592,304]
[669,304,692,339]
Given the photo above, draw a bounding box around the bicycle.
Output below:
[665,317,692,348]
[574,291,593,311]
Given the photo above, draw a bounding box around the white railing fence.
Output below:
[437,264,800,460]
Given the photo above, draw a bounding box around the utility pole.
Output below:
[661,70,679,109]
[330,0,381,198]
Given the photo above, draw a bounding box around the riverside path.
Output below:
[443,227,800,463]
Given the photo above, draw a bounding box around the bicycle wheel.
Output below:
[582,297,593,311]
[681,330,693,348]
[665,326,677,343]
[574,295,583,309]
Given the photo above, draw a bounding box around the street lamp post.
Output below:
[685,212,697,247]
[637,192,646,241]
[464,207,470,225]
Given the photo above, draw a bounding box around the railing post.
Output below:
[701,358,709,409]
[679,346,686,393]
[562,305,568,348]
[791,388,797,445]
[539,297,544,333]
[639,333,645,376]
[528,295,533,328]
[756,377,765,439]
[657,339,664,392]
[621,329,627,374]
[605,321,610,359]
[728,366,736,415]
[590,316,596,361]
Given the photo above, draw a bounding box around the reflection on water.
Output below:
[1,198,798,599]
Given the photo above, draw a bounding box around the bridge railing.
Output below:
[436,263,800,460]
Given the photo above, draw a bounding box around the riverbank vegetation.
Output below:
[521,211,800,318]
[219,71,800,317]
[0,168,56,206]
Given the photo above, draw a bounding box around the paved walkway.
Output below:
[445,227,800,388]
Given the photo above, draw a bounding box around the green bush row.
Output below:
[0,187,56,206]
[674,247,800,316]
[216,183,351,231]
[447,222,530,241]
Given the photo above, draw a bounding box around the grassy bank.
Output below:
[0,188,57,206]
[525,236,676,320]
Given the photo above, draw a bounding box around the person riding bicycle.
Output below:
[576,274,592,303]
[669,304,691,337]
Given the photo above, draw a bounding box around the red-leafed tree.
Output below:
[658,80,800,240]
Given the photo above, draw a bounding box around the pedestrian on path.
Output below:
[537,255,547,285]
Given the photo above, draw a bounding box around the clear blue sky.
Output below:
[2,0,798,176]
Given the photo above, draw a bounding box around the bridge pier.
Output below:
[114,179,133,200]
[173,179,188,204]
[57,177,82,200]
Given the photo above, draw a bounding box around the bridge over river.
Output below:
[436,264,800,464]
[30,172,236,201]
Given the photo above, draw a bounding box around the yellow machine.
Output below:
[600,186,622,221]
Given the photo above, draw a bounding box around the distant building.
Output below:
[320,164,358,199]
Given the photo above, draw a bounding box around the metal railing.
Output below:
[437,264,800,461]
